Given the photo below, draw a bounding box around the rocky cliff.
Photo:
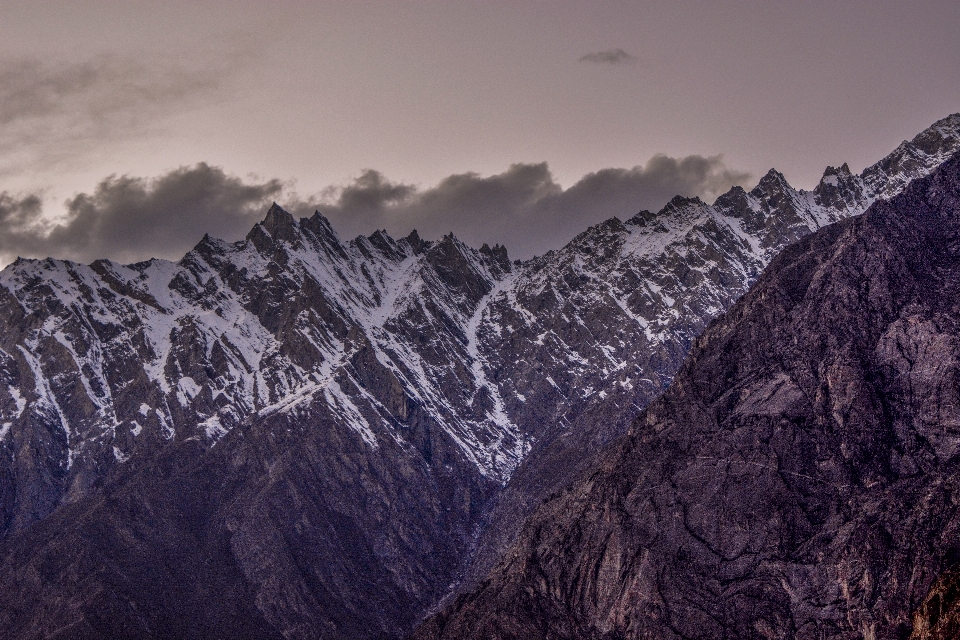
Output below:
[414,150,960,639]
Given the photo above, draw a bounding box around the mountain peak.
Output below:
[626,209,657,226]
[300,210,339,242]
[757,167,791,188]
[479,242,511,274]
[262,203,298,239]
[712,185,749,212]
[822,162,852,177]
[906,112,960,158]
[364,228,408,261]
[749,169,794,205]
[425,233,495,304]
[654,194,709,222]
[404,229,430,255]
[245,203,302,252]
[576,216,628,241]
[666,194,705,208]
[923,112,960,137]
[817,162,856,188]
[812,162,863,212]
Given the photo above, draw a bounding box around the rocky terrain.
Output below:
[0,115,956,637]
[414,147,960,639]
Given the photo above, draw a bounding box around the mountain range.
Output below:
[0,114,958,638]
[415,132,960,640]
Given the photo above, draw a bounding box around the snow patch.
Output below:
[8,385,25,417]
[177,377,201,405]
[201,415,228,441]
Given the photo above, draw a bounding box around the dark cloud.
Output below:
[0,53,234,175]
[578,48,638,65]
[0,192,49,258]
[0,155,749,265]
[0,163,282,265]
[304,154,751,259]
[332,169,417,212]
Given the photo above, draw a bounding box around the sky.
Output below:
[0,0,958,265]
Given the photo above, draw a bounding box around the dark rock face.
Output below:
[0,394,490,639]
[414,153,960,639]
[0,116,957,638]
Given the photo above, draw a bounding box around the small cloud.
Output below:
[578,48,638,65]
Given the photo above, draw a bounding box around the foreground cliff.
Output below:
[415,152,960,638]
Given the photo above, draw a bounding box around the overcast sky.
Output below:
[0,0,958,264]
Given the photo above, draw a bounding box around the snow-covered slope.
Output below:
[0,206,529,534]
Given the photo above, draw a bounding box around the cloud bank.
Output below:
[308,154,750,258]
[0,154,750,265]
[578,48,638,65]
[0,164,282,264]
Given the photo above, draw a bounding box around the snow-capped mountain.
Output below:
[481,113,960,452]
[454,114,960,593]
[0,114,957,638]
[0,209,524,529]
[414,138,960,640]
